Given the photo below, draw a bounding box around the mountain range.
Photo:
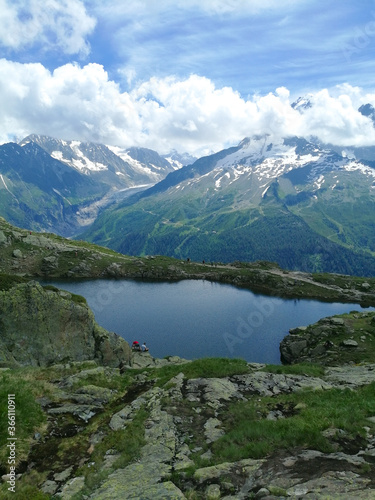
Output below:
[2,99,375,276]
[82,134,375,276]
[0,134,190,236]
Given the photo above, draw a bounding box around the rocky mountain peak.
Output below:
[291,95,313,112]
[359,103,375,126]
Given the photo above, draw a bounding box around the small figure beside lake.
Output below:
[132,341,141,351]
[141,342,149,352]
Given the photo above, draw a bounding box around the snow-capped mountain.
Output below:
[0,134,184,236]
[20,134,177,187]
[162,149,197,168]
[291,98,375,162]
[84,135,375,276]
[0,140,105,235]
[358,103,375,125]
[291,95,313,111]
[139,135,375,202]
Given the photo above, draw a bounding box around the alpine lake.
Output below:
[41,278,375,364]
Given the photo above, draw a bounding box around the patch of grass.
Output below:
[0,370,48,466]
[70,371,134,393]
[262,363,325,378]
[0,483,49,499]
[212,383,375,463]
[146,357,250,387]
[0,274,29,291]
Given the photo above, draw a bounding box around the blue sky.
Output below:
[88,0,375,96]
[1,0,375,155]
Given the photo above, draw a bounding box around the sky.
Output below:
[1,0,375,156]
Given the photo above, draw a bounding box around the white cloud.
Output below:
[0,60,140,146]
[0,59,375,155]
[300,89,375,146]
[0,0,96,55]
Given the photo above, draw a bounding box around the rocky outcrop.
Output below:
[15,360,374,499]
[280,311,375,365]
[130,351,190,369]
[0,281,131,367]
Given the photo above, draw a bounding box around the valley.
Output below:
[0,134,187,237]
[82,136,375,276]
[1,130,375,277]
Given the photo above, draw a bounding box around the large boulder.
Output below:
[0,281,131,367]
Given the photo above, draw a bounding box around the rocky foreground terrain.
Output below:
[1,218,375,498]
[2,349,375,499]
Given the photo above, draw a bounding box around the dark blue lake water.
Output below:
[45,279,372,364]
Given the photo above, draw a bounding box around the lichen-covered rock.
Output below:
[130,351,189,369]
[0,281,131,367]
[280,312,375,365]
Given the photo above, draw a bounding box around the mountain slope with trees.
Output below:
[82,135,375,276]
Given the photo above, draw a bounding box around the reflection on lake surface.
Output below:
[44,279,373,364]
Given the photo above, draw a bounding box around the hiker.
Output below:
[132,341,141,351]
[141,342,149,352]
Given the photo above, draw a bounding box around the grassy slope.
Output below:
[81,174,375,276]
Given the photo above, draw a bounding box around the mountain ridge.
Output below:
[0,134,187,236]
[82,134,375,276]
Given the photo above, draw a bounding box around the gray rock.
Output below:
[289,326,307,334]
[75,385,113,404]
[186,377,240,409]
[42,255,58,272]
[206,483,221,499]
[174,443,195,471]
[47,404,100,422]
[41,480,58,495]
[56,476,85,498]
[12,249,22,258]
[194,459,263,483]
[200,449,213,461]
[0,281,131,368]
[255,488,270,499]
[342,339,358,347]
[325,364,375,387]
[330,317,345,325]
[109,387,159,431]
[91,391,185,500]
[204,417,225,443]
[130,352,189,369]
[310,344,326,357]
[90,466,185,500]
[54,466,73,482]
[102,452,121,470]
[279,336,308,363]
